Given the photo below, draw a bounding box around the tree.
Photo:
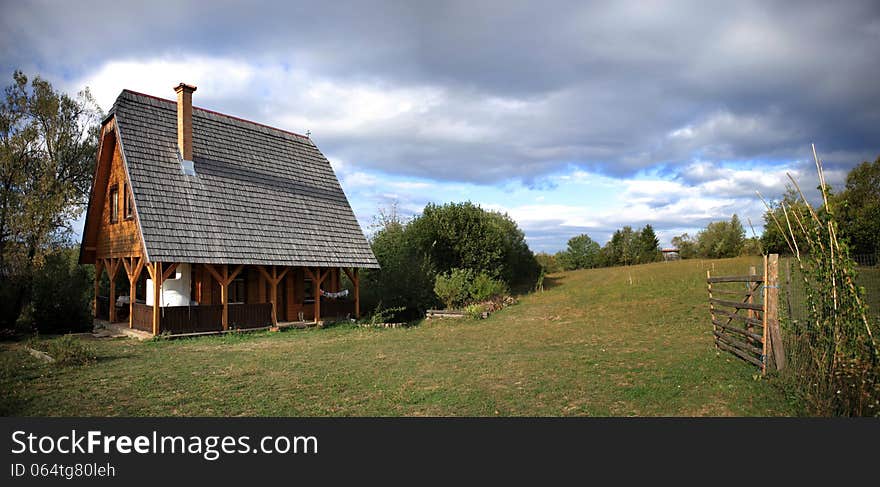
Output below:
[836,156,880,256]
[406,202,539,289]
[760,187,812,255]
[558,234,600,270]
[535,252,562,273]
[636,224,661,263]
[605,226,639,266]
[671,233,697,259]
[360,207,436,320]
[363,201,539,318]
[0,71,101,329]
[696,214,746,258]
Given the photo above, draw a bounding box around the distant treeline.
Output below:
[540,155,880,273]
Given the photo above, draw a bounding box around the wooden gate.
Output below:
[706,254,785,374]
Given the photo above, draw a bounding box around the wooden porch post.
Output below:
[148,262,162,335]
[342,267,360,319]
[123,257,144,329]
[104,258,120,323]
[93,260,104,319]
[221,265,229,330]
[354,268,360,319]
[305,267,327,324]
[204,264,243,331]
[256,266,290,326]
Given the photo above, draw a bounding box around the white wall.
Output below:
[146,263,191,307]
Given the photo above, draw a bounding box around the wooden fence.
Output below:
[707,254,785,374]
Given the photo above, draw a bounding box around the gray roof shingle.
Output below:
[112,89,378,268]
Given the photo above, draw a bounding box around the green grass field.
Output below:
[0,257,798,416]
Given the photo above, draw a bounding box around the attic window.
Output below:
[123,183,133,220]
[177,150,197,176]
[109,185,119,224]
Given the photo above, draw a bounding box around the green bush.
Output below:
[29,248,94,334]
[469,272,508,302]
[434,268,474,309]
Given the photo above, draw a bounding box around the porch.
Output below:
[94,259,362,336]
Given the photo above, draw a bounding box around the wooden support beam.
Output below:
[342,267,361,319]
[353,268,359,319]
[204,263,243,330]
[125,257,144,329]
[161,262,180,282]
[93,260,104,320]
[255,265,292,325]
[221,264,229,330]
[311,267,328,324]
[148,262,163,335]
[104,258,120,323]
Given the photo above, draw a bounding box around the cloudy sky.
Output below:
[3,0,879,251]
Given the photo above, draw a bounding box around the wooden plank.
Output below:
[766,254,785,371]
[714,330,763,355]
[713,307,763,327]
[717,341,764,368]
[707,275,765,284]
[709,298,763,311]
[711,320,763,342]
[709,288,754,297]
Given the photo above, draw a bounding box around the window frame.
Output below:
[109,184,119,224]
[123,183,134,220]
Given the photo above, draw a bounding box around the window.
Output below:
[304,278,314,303]
[109,185,119,223]
[229,277,246,304]
[124,184,133,220]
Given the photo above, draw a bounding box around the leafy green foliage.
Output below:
[671,233,697,259]
[767,155,879,416]
[695,214,745,258]
[760,188,813,255]
[557,234,601,270]
[0,71,101,329]
[29,247,94,333]
[360,211,436,321]
[836,156,880,256]
[407,202,539,289]
[469,272,508,302]
[365,201,538,317]
[434,268,475,309]
[534,252,562,273]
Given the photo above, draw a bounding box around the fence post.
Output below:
[766,254,785,371]
[707,270,717,349]
[747,265,756,338]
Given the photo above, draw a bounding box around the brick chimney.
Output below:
[173,83,197,161]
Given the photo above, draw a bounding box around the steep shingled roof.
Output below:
[110,89,378,268]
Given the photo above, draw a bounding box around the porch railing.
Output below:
[130,303,273,335]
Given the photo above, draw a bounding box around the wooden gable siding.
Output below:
[94,128,143,260]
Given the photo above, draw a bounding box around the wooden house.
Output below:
[79,83,378,335]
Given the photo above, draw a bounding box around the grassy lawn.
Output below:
[0,257,797,416]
